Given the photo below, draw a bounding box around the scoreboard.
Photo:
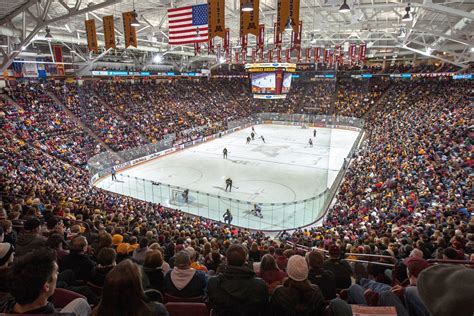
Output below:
[245,63,297,99]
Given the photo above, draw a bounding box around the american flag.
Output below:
[168,4,209,45]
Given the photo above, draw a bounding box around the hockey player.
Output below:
[260,135,265,143]
[182,189,189,203]
[251,132,255,140]
[111,168,117,181]
[223,209,233,225]
[246,136,251,144]
[308,138,313,147]
[252,126,255,133]
[313,129,317,137]
[225,178,233,192]
[223,147,228,159]
[253,204,263,218]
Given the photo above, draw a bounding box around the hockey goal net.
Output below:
[170,189,185,204]
[301,124,308,129]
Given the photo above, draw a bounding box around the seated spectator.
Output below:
[306,250,337,300]
[132,237,149,265]
[0,220,17,246]
[89,247,117,288]
[274,248,288,271]
[208,244,268,316]
[259,254,287,292]
[92,259,168,316]
[206,250,224,275]
[185,246,208,273]
[269,255,324,316]
[418,264,474,316]
[46,233,69,264]
[164,250,207,298]
[60,235,96,282]
[143,250,165,292]
[15,218,46,257]
[248,242,261,262]
[0,249,90,315]
[323,245,352,289]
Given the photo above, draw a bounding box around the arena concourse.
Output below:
[0,0,473,315]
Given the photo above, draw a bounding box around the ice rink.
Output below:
[95,124,360,230]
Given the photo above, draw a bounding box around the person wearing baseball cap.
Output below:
[15,218,46,257]
[269,255,324,316]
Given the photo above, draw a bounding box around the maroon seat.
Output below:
[50,288,86,308]
[165,302,208,316]
[164,293,204,303]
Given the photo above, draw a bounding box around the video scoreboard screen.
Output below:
[245,63,296,99]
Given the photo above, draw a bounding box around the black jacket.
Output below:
[143,266,165,292]
[15,233,46,257]
[0,294,56,314]
[307,267,337,300]
[322,259,353,290]
[60,252,96,282]
[268,283,324,316]
[207,265,268,316]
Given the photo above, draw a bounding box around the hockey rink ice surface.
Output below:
[95,124,360,230]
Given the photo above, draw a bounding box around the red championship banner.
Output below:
[242,50,247,64]
[276,48,281,62]
[329,51,334,68]
[314,47,320,63]
[324,48,329,64]
[359,42,367,63]
[240,34,248,52]
[339,51,344,65]
[226,50,232,63]
[103,15,116,49]
[259,48,264,61]
[291,21,302,49]
[268,49,273,62]
[85,19,98,53]
[335,44,341,58]
[235,50,240,63]
[208,0,225,39]
[224,28,230,53]
[208,38,214,54]
[285,48,291,62]
[297,47,301,62]
[122,11,137,48]
[240,0,259,37]
[349,43,356,66]
[194,42,201,55]
[52,45,65,76]
[273,23,282,48]
[305,47,311,63]
[258,24,265,51]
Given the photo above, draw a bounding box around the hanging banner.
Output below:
[226,50,232,63]
[291,0,300,34]
[53,45,65,76]
[276,48,281,62]
[268,49,273,62]
[259,48,264,61]
[339,51,344,65]
[103,15,116,49]
[208,0,225,39]
[235,50,240,63]
[285,48,291,62]
[273,23,282,48]
[324,48,329,64]
[335,44,341,58]
[240,34,248,52]
[314,47,320,63]
[329,51,334,68]
[277,0,300,34]
[359,43,367,63]
[208,38,214,54]
[122,11,137,48]
[257,24,265,51]
[224,28,230,53]
[240,0,260,37]
[305,47,311,63]
[349,43,356,66]
[85,19,98,53]
[297,47,302,62]
[242,50,247,63]
[251,49,256,63]
[194,42,201,55]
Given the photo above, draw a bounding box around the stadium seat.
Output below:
[165,302,208,316]
[164,293,205,303]
[50,288,86,309]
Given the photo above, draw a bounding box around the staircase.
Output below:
[0,93,22,110]
[362,84,396,120]
[46,91,120,158]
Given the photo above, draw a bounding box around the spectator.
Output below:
[323,245,352,290]
[208,244,268,316]
[306,250,337,300]
[132,237,149,265]
[143,250,166,292]
[89,247,117,288]
[15,218,46,257]
[269,254,324,316]
[163,250,207,298]
[259,254,287,292]
[60,235,96,282]
[91,259,168,316]
[249,242,261,262]
[0,249,90,315]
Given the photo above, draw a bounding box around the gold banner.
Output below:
[290,0,300,34]
[240,0,260,37]
[122,11,137,48]
[85,19,98,53]
[208,0,225,39]
[103,15,116,49]
[277,0,289,34]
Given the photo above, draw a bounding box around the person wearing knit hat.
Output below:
[269,255,324,315]
[111,234,123,246]
[418,264,474,316]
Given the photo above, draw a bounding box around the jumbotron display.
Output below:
[245,62,296,99]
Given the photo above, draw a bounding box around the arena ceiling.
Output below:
[0,0,472,72]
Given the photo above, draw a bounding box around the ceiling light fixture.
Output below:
[339,0,351,13]
[130,0,140,27]
[242,1,253,12]
[402,4,412,22]
[45,27,53,39]
[285,18,293,32]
